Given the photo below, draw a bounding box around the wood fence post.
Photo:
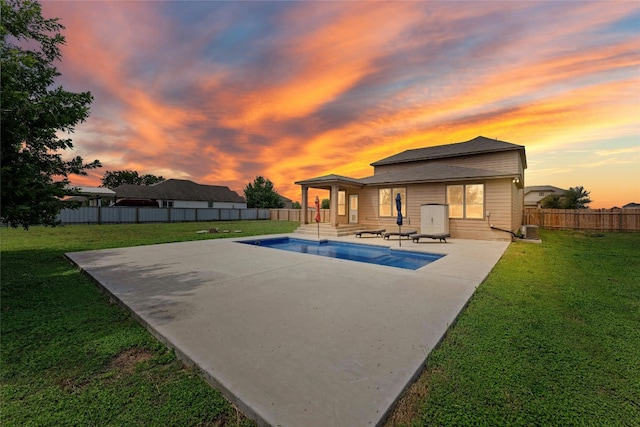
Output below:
[618,209,622,231]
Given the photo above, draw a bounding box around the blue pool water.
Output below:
[238,237,444,270]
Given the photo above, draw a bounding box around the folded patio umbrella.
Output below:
[396,193,403,246]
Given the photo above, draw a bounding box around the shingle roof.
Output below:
[524,185,565,194]
[73,186,116,196]
[294,174,365,187]
[114,179,245,203]
[360,163,511,185]
[371,136,526,167]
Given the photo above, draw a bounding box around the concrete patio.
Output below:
[66,234,509,426]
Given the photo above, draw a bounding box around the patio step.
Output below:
[293,223,376,238]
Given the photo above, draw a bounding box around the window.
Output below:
[379,187,406,217]
[447,184,484,219]
[338,191,346,216]
[161,200,174,208]
[539,192,545,197]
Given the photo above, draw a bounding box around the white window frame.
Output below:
[161,200,174,208]
[446,184,484,219]
[338,191,346,216]
[378,187,406,217]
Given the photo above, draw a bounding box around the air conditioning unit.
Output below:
[521,225,539,239]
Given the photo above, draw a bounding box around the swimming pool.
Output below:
[238,237,444,270]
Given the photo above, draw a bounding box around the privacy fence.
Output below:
[270,209,330,223]
[524,208,640,232]
[57,206,270,225]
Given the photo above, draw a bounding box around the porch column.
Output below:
[301,186,308,224]
[330,184,339,226]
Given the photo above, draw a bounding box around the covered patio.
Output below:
[295,174,364,227]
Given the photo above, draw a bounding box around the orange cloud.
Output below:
[40,1,638,208]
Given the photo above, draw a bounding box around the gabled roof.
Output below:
[371,136,526,168]
[524,185,565,195]
[114,179,245,203]
[295,174,364,187]
[360,163,512,185]
[622,202,640,209]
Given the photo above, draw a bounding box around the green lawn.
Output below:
[386,230,640,426]
[2,225,638,426]
[0,221,298,427]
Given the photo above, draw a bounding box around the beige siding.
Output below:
[434,151,520,173]
[445,179,512,241]
[512,184,524,231]
[354,181,513,241]
[374,150,521,175]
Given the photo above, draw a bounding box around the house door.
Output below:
[349,195,359,223]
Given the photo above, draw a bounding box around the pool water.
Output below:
[238,237,444,270]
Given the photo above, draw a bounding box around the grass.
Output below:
[0,221,298,427]
[2,225,638,426]
[386,230,640,426]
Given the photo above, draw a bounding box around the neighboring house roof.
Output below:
[371,136,527,168]
[360,163,511,185]
[524,185,565,195]
[114,179,245,203]
[622,202,640,209]
[71,186,116,197]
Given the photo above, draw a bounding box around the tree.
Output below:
[243,176,284,208]
[101,170,165,188]
[321,199,330,209]
[539,194,562,209]
[1,0,101,228]
[539,186,592,209]
[291,201,302,209]
[562,186,592,209]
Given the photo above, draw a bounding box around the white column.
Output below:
[301,186,308,224]
[330,184,339,226]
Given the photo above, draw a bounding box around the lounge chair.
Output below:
[411,233,450,243]
[354,229,386,237]
[383,230,417,240]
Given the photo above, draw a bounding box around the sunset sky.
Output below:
[42,1,639,208]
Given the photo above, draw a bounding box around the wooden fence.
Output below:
[524,208,640,232]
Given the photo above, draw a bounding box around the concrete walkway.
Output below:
[66,234,509,426]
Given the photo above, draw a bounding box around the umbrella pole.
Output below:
[399,224,402,247]
[317,221,320,239]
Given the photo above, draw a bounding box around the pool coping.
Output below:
[66,233,510,426]
[237,236,445,270]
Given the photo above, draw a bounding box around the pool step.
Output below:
[294,223,375,238]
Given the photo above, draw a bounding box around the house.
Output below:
[295,136,526,241]
[63,186,116,206]
[622,202,640,209]
[278,194,294,209]
[524,185,566,208]
[113,179,246,209]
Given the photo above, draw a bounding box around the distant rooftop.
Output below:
[114,179,244,202]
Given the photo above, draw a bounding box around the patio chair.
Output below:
[383,230,417,240]
[411,233,450,243]
[354,229,386,238]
